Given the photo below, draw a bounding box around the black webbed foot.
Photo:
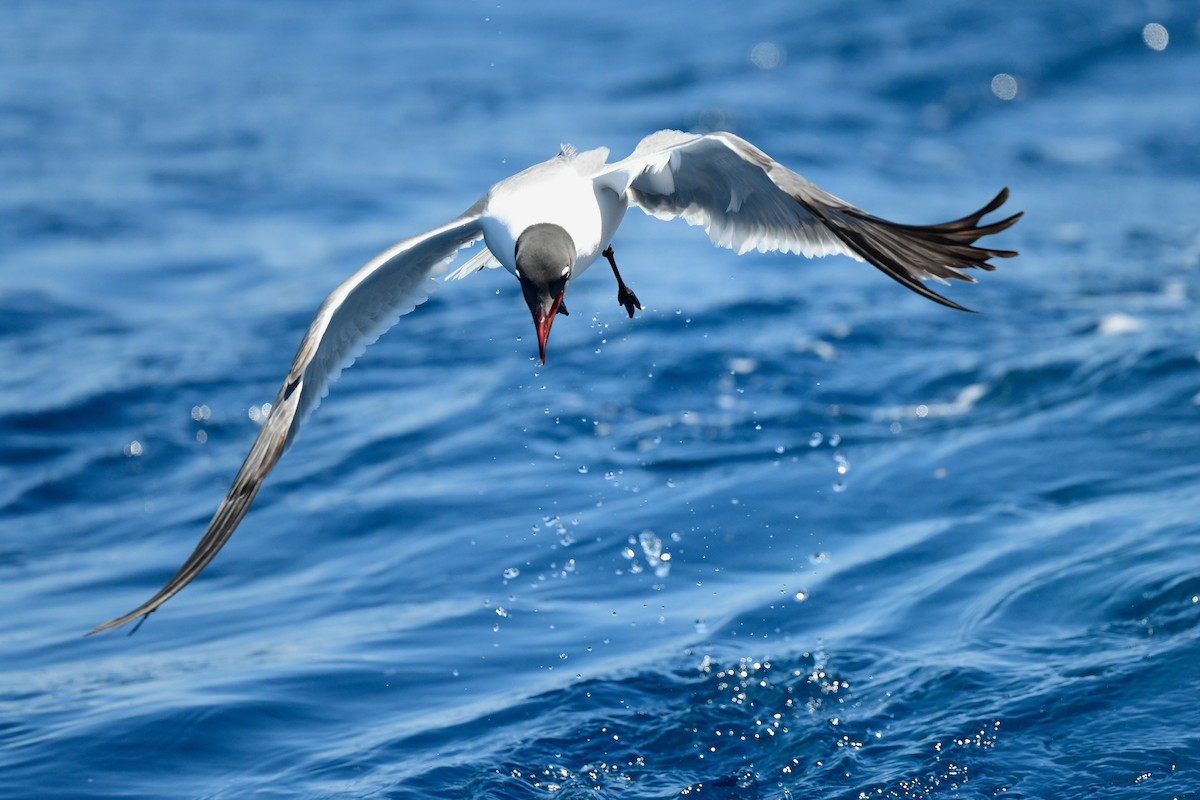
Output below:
[616,284,641,319]
[603,245,642,319]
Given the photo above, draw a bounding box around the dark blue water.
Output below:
[4,2,1199,797]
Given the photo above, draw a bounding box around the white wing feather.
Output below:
[597,130,1021,309]
[90,208,486,634]
[291,213,485,433]
[445,243,501,280]
[597,130,848,257]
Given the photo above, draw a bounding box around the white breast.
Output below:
[481,155,627,278]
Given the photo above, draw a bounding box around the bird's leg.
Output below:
[603,245,642,318]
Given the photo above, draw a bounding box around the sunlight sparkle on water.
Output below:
[1142,22,1168,51]
[619,531,672,578]
[990,73,1018,100]
[247,403,272,424]
[748,42,785,70]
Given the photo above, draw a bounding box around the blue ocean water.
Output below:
[3,1,1199,797]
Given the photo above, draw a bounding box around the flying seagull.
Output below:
[89,129,1021,634]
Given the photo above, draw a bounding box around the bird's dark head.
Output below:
[515,223,576,364]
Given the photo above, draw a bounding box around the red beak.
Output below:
[533,289,565,364]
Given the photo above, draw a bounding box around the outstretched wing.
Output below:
[596,130,1021,310]
[89,208,486,634]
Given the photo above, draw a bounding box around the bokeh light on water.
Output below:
[990,72,1018,101]
[1142,22,1168,51]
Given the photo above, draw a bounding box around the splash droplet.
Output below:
[990,73,1018,100]
[749,41,785,70]
[1142,22,1168,51]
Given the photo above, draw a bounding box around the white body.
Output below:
[480,146,626,279]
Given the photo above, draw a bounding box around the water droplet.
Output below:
[729,356,759,374]
[809,432,824,447]
[247,402,272,424]
[748,41,785,70]
[639,531,663,561]
[123,440,144,457]
[794,590,809,602]
[1142,22,1168,51]
[502,567,520,580]
[990,72,1018,101]
[828,433,841,447]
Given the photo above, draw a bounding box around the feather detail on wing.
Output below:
[289,213,485,432]
[88,211,485,634]
[445,243,501,280]
[598,130,1021,310]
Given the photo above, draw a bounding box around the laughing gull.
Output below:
[90,129,1021,634]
